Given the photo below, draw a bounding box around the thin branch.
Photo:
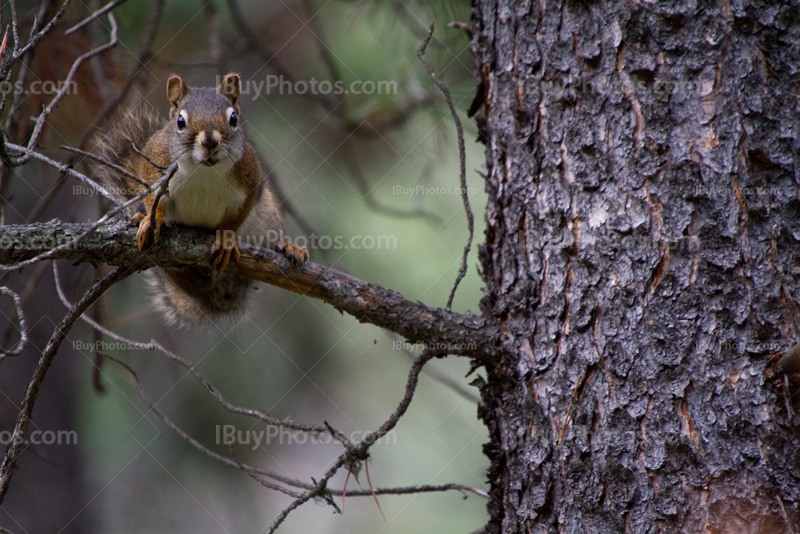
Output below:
[264,352,436,533]
[5,143,119,204]
[61,274,488,507]
[0,0,70,68]
[132,143,168,171]
[75,0,165,151]
[8,0,19,60]
[389,332,477,403]
[65,0,127,35]
[343,483,489,499]
[55,261,352,441]
[361,351,436,449]
[60,145,150,188]
[0,266,135,504]
[98,352,328,490]
[0,286,26,358]
[147,162,179,237]
[1,0,59,123]
[7,13,118,167]
[417,24,473,311]
[54,269,489,527]
[342,145,443,224]
[0,261,47,350]
[228,445,304,498]
[0,152,174,272]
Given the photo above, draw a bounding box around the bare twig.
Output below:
[7,142,119,203]
[60,145,150,188]
[1,262,47,349]
[0,148,175,273]
[7,14,118,167]
[132,143,168,171]
[0,0,59,122]
[0,0,66,211]
[0,286,26,358]
[343,483,489,499]
[228,445,304,498]
[342,146,443,224]
[362,351,437,449]
[0,266,135,504]
[417,24,473,311]
[264,352,437,533]
[75,0,165,151]
[54,264,352,441]
[8,0,19,60]
[65,0,127,35]
[98,352,326,490]
[389,332,477,402]
[0,0,70,64]
[147,162,179,238]
[54,268,490,525]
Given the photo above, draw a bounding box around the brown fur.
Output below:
[92,74,307,327]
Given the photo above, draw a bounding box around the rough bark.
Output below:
[471,0,800,532]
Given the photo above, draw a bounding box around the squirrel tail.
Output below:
[91,107,286,328]
[146,267,253,327]
[145,186,284,328]
[91,104,164,205]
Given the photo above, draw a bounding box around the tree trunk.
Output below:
[471,0,800,532]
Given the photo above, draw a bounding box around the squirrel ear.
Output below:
[167,75,188,109]
[218,73,240,107]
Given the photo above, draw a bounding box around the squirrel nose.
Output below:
[199,130,219,149]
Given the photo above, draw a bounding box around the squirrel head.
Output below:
[166,73,244,168]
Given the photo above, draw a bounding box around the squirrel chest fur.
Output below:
[162,160,241,228]
[93,73,308,326]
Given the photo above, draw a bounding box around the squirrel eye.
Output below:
[229,111,238,128]
[176,114,186,130]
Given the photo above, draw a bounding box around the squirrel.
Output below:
[92,73,308,327]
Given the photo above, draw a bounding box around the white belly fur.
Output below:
[162,159,243,229]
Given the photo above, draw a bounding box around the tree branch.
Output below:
[0,266,136,504]
[0,221,504,361]
[417,24,474,311]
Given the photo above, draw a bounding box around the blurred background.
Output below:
[0,0,490,532]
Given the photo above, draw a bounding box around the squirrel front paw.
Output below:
[136,213,163,248]
[277,243,309,268]
[211,230,240,274]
